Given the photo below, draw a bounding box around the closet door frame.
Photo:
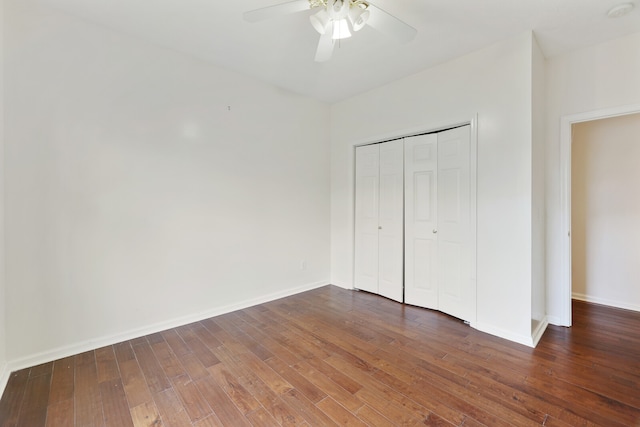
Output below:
[352,116,478,325]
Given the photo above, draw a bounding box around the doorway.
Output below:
[558,104,640,326]
[572,113,640,312]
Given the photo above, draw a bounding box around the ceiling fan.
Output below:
[244,0,417,62]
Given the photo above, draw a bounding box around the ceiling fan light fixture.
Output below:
[245,0,416,63]
[349,6,370,31]
[310,9,330,34]
[332,18,352,39]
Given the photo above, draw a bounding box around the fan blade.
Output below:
[315,32,334,62]
[366,4,417,43]
[243,0,310,23]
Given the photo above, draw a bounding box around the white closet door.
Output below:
[377,140,404,302]
[437,126,472,321]
[354,144,380,294]
[404,134,439,309]
[404,126,473,322]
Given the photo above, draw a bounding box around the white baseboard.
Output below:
[4,280,329,383]
[572,292,640,313]
[329,280,353,290]
[546,315,568,327]
[531,316,549,347]
[0,361,9,399]
[472,322,536,348]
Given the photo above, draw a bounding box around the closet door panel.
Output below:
[404,134,438,308]
[437,126,472,322]
[378,139,404,302]
[440,240,462,299]
[354,144,380,294]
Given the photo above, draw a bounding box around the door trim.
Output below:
[557,103,640,327]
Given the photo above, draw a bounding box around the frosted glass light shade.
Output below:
[332,18,352,39]
[310,10,330,34]
[349,7,370,31]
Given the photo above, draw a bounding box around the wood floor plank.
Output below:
[48,357,75,405]
[243,407,280,427]
[234,352,293,395]
[192,414,224,427]
[236,372,307,427]
[205,322,253,357]
[150,339,187,380]
[178,353,209,381]
[217,314,274,361]
[2,287,640,426]
[326,350,469,426]
[160,330,191,358]
[522,374,636,427]
[129,401,162,427]
[189,323,224,353]
[303,356,362,395]
[45,398,74,427]
[74,351,105,427]
[264,356,327,404]
[16,407,49,427]
[354,404,396,427]
[170,375,212,423]
[207,363,262,415]
[175,325,220,368]
[193,375,251,427]
[16,372,51,427]
[132,341,171,394]
[290,360,363,412]
[99,379,134,427]
[151,388,193,427]
[409,373,539,427]
[278,388,339,427]
[113,342,136,364]
[28,363,53,378]
[146,333,165,346]
[0,369,30,426]
[130,337,148,347]
[316,396,368,427]
[96,347,120,385]
[118,359,154,409]
[230,322,298,366]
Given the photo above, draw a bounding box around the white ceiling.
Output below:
[39,0,640,103]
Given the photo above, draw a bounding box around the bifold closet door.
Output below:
[404,134,439,309]
[437,126,472,321]
[405,126,473,322]
[354,140,403,302]
[354,144,379,294]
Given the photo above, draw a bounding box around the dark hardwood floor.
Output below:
[1,285,639,426]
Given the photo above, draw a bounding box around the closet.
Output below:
[354,126,474,322]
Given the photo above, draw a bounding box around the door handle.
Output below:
[433,229,438,234]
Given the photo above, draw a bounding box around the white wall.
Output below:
[331,32,538,345]
[531,35,546,334]
[571,113,640,311]
[0,0,8,392]
[4,1,330,366]
[546,32,640,323]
